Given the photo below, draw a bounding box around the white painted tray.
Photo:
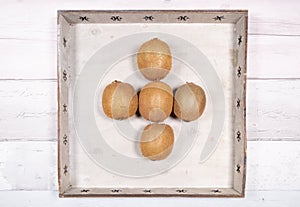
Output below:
[57,10,247,197]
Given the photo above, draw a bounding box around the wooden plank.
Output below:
[247,80,300,140]
[0,0,299,40]
[0,142,56,190]
[1,190,300,207]
[247,141,300,191]
[1,35,300,79]
[0,39,56,80]
[0,2,300,79]
[1,79,299,141]
[0,141,300,191]
[248,35,300,79]
[0,80,57,140]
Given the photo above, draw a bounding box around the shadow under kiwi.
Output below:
[135,89,141,117]
[133,124,146,158]
[170,88,178,119]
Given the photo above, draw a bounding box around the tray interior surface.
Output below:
[70,23,234,187]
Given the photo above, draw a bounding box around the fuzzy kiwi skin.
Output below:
[140,123,174,161]
[173,82,206,122]
[139,81,173,122]
[102,80,138,120]
[137,38,172,81]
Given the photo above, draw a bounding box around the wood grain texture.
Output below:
[0,190,298,207]
[247,80,300,140]
[0,1,300,79]
[0,39,56,80]
[0,141,299,191]
[1,79,299,141]
[1,35,300,79]
[0,0,300,204]
[0,0,299,39]
[0,80,57,140]
[1,190,300,207]
[248,35,300,79]
[0,142,56,190]
[57,14,72,194]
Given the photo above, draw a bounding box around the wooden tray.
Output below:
[57,10,247,197]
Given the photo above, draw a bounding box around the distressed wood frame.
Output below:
[57,10,248,198]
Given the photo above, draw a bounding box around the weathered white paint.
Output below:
[0,190,299,207]
[1,80,299,141]
[1,0,300,204]
[0,0,300,40]
[2,35,300,79]
[0,141,300,191]
[0,39,56,80]
[0,142,57,190]
[1,0,300,79]
[1,190,300,207]
[248,35,300,79]
[247,80,300,140]
[0,80,57,140]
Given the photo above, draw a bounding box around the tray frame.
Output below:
[57,10,248,198]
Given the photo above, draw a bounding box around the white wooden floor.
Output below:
[0,0,300,206]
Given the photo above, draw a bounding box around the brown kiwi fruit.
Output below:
[137,38,172,81]
[140,123,174,161]
[174,82,206,121]
[102,80,138,119]
[139,81,173,122]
